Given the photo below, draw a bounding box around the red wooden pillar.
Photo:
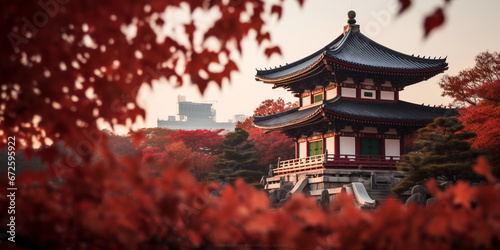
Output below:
[395,89,399,101]
[334,135,340,156]
[306,139,310,157]
[321,136,326,154]
[355,136,361,156]
[295,141,299,159]
[379,138,385,158]
[400,135,405,156]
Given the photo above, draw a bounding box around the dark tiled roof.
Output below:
[252,105,322,128]
[255,26,447,81]
[324,98,456,122]
[325,29,447,72]
[253,97,456,130]
[255,35,343,80]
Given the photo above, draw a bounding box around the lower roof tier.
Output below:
[253,96,457,131]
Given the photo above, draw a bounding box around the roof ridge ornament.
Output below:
[344,10,359,34]
[348,10,356,25]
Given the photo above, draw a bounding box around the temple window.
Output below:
[313,93,323,103]
[362,90,375,99]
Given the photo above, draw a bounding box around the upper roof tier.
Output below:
[255,11,448,91]
[253,96,457,131]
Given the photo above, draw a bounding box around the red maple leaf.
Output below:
[424,8,445,37]
[398,0,412,14]
[264,46,282,58]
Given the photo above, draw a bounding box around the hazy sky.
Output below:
[127,0,500,132]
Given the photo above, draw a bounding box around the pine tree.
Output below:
[393,117,484,194]
[214,128,258,171]
[206,169,264,188]
[209,128,265,185]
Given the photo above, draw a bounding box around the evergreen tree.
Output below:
[214,128,258,171]
[206,169,265,188]
[209,128,264,185]
[393,117,484,194]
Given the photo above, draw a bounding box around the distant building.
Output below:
[157,96,246,131]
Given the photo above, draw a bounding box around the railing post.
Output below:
[323,149,328,164]
[277,157,281,169]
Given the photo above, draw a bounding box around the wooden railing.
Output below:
[274,154,400,175]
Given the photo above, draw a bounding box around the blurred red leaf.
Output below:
[452,181,474,209]
[473,156,497,183]
[256,32,271,45]
[424,8,445,37]
[425,216,448,237]
[271,5,283,19]
[185,21,196,45]
[131,131,145,148]
[398,0,412,14]
[264,46,282,58]
[426,178,440,196]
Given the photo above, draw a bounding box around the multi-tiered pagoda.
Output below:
[254,11,455,199]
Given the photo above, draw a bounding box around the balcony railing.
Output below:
[274,154,400,175]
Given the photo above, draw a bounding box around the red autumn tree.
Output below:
[460,104,500,165]
[141,146,163,162]
[108,132,139,156]
[248,127,295,169]
[141,141,192,175]
[141,141,217,180]
[136,128,178,150]
[253,97,299,116]
[190,151,218,181]
[438,51,500,166]
[168,129,224,155]
[237,98,298,130]
[439,51,500,107]
[237,98,297,170]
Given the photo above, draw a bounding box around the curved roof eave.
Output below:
[255,34,345,81]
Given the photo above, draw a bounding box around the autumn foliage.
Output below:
[140,129,223,180]
[238,98,298,169]
[439,51,500,166]
[2,0,499,249]
[2,152,500,249]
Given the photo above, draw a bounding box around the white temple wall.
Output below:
[302,95,311,106]
[325,137,335,155]
[326,88,337,100]
[339,136,356,155]
[385,139,400,157]
[380,91,395,100]
[341,87,356,98]
[299,141,307,158]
